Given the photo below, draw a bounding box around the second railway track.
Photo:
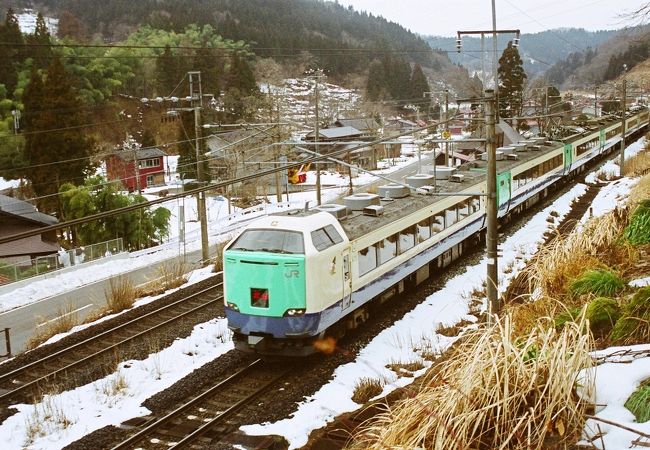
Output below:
[0,274,224,406]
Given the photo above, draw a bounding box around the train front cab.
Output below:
[223,214,349,356]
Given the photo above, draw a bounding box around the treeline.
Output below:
[24,0,436,75]
[366,55,430,105]
[603,40,649,80]
[545,48,597,86]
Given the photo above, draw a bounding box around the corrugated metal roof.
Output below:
[335,118,378,132]
[0,195,58,225]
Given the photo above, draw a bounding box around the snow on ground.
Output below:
[241,183,589,449]
[577,344,650,449]
[0,318,233,450]
[585,137,646,184]
[630,277,650,288]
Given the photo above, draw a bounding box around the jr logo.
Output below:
[284,270,300,278]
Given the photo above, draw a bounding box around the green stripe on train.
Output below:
[224,251,306,317]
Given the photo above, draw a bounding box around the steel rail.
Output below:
[0,279,223,403]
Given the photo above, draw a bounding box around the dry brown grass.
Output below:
[348,316,593,450]
[24,396,73,446]
[386,360,426,375]
[629,171,650,206]
[352,378,384,404]
[105,276,138,313]
[624,149,650,178]
[26,302,80,350]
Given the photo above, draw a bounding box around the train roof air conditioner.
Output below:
[314,203,348,220]
[505,153,519,161]
[363,205,384,217]
[344,193,380,211]
[449,174,465,183]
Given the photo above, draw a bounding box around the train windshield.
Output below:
[229,229,305,254]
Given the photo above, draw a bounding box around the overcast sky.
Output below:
[336,0,648,36]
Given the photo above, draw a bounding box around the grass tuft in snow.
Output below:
[351,377,384,405]
[213,241,228,272]
[24,396,73,446]
[349,315,593,449]
[624,378,650,423]
[569,268,626,298]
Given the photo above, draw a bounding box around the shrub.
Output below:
[610,287,650,343]
[624,378,650,423]
[554,307,582,329]
[569,268,626,298]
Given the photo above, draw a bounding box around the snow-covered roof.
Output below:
[307,126,363,140]
[112,147,167,162]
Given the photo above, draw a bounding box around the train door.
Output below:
[342,250,352,310]
[563,144,573,173]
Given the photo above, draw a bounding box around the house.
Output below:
[304,126,363,141]
[0,195,59,266]
[205,129,277,180]
[334,118,379,137]
[106,147,167,192]
[385,118,418,132]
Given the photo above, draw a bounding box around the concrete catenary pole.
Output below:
[620,65,627,176]
[485,89,499,323]
[189,71,210,264]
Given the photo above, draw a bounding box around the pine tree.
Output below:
[0,9,24,96]
[155,45,181,96]
[409,64,430,109]
[176,110,198,181]
[27,12,52,70]
[497,41,527,127]
[192,46,223,97]
[23,58,93,214]
[366,60,383,101]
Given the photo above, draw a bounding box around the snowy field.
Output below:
[0,137,648,449]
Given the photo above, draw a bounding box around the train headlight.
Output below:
[227,302,240,311]
[284,308,306,317]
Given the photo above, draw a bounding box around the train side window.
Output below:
[377,234,398,265]
[458,199,471,220]
[358,244,377,276]
[445,205,458,227]
[470,196,481,214]
[311,225,342,251]
[417,218,431,242]
[432,213,445,233]
[399,225,416,253]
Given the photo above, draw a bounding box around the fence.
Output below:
[0,238,124,286]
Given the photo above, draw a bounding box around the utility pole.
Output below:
[485,89,499,323]
[444,89,450,166]
[313,70,323,206]
[189,71,210,264]
[594,85,599,118]
[620,64,627,176]
[492,0,499,121]
[273,92,283,203]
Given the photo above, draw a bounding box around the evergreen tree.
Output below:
[155,45,181,96]
[0,9,24,96]
[409,64,430,109]
[497,41,527,127]
[366,59,384,101]
[226,54,258,96]
[176,110,198,181]
[193,46,223,97]
[27,12,53,70]
[23,58,93,214]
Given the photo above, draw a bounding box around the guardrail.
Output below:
[0,238,124,286]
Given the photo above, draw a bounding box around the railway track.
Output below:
[112,359,293,450]
[0,275,224,406]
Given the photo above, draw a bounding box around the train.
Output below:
[222,109,649,356]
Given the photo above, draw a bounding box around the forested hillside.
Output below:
[5,0,436,75]
[545,25,650,87]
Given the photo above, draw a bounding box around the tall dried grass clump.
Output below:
[349,316,593,450]
[155,259,188,292]
[105,276,138,313]
[629,173,650,206]
[26,302,80,350]
[624,151,650,177]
